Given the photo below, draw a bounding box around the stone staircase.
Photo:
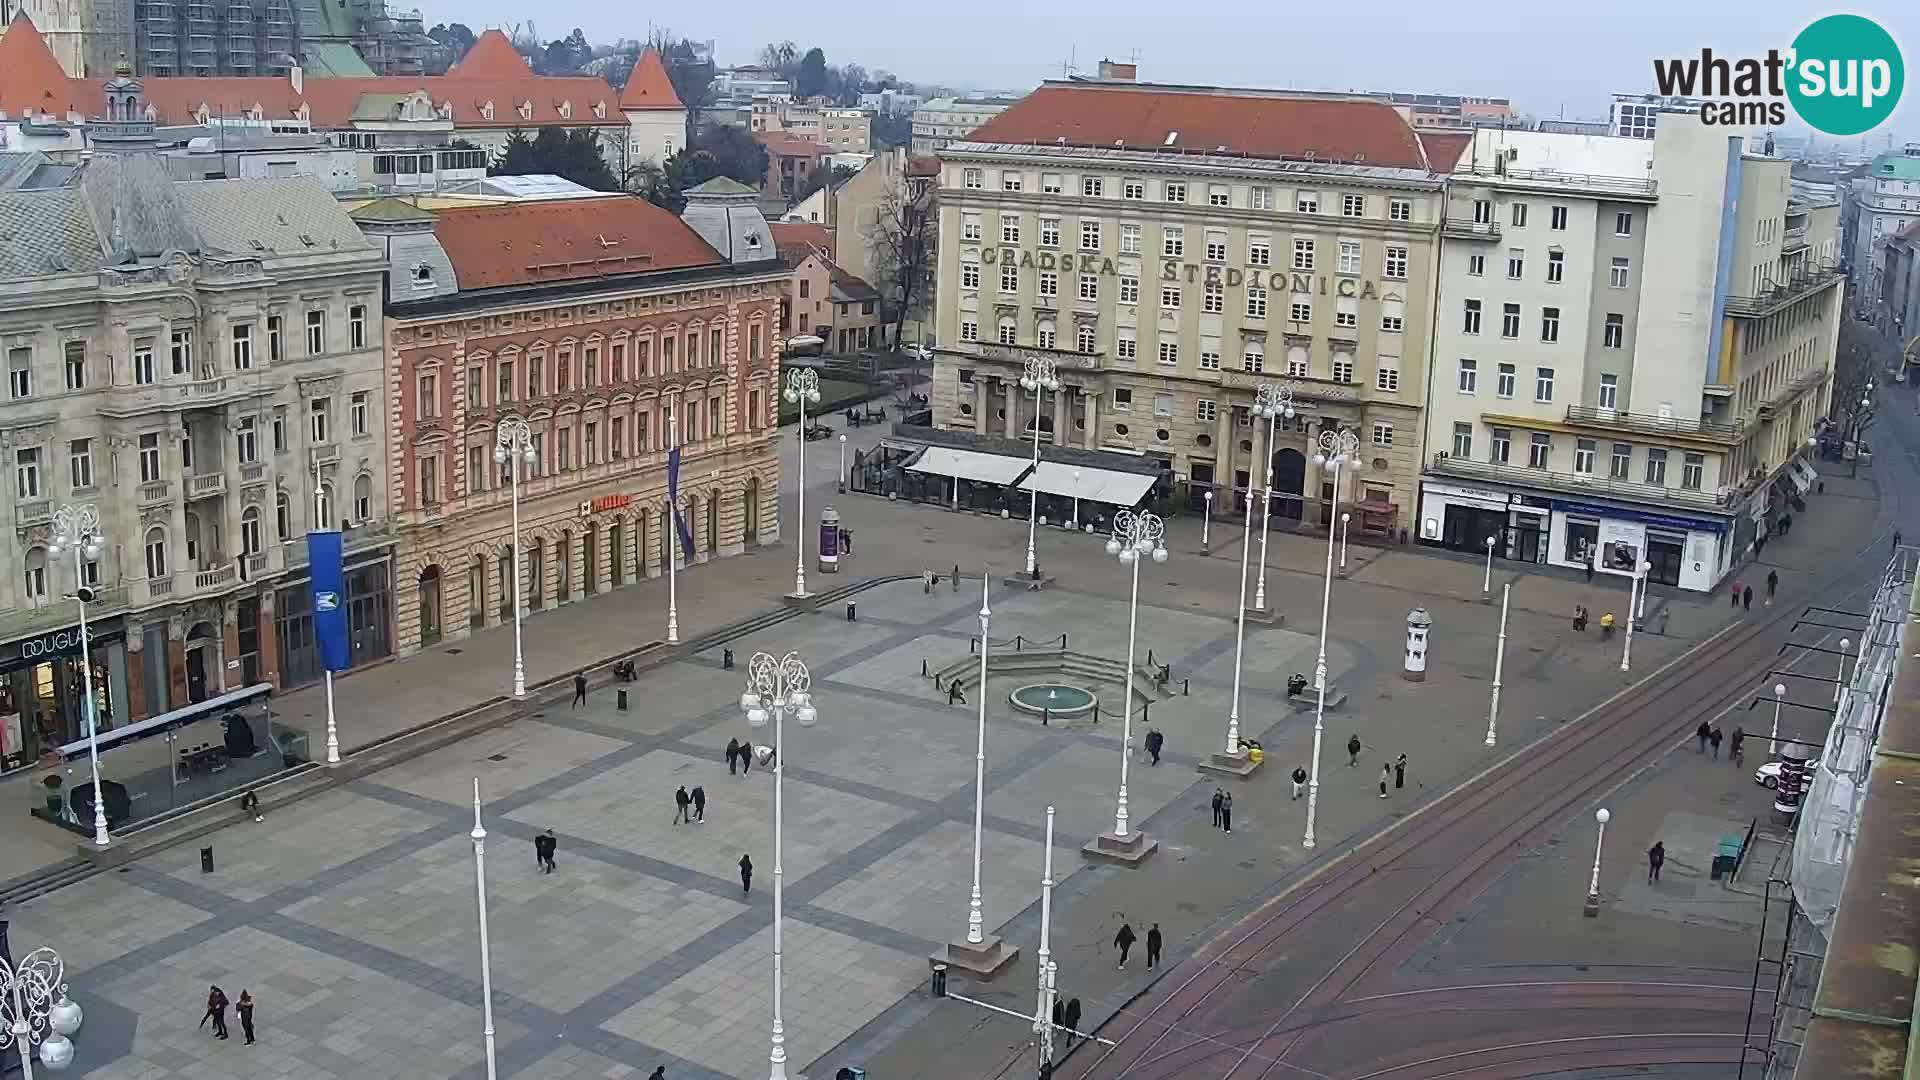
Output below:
[930,646,1172,713]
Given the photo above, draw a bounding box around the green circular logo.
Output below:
[1787,14,1904,136]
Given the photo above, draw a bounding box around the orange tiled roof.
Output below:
[1418,130,1472,172]
[770,221,833,260]
[965,83,1427,170]
[431,196,724,291]
[0,19,619,130]
[619,46,682,111]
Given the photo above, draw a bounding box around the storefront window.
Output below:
[1,624,130,774]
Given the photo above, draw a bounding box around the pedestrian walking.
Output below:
[536,829,557,873]
[239,788,262,822]
[1220,791,1233,833]
[1743,585,1754,612]
[674,785,692,824]
[947,681,966,706]
[1647,841,1665,883]
[1896,530,1904,551]
[1584,555,1595,583]
[649,1068,666,1080]
[1767,570,1779,605]
[1379,762,1391,798]
[741,738,755,773]
[1146,923,1163,969]
[1210,788,1224,828]
[236,990,256,1044]
[1731,726,1746,762]
[572,672,588,708]
[1730,580,1742,609]
[1709,725,1723,759]
[691,785,706,823]
[1291,765,1307,800]
[726,738,740,775]
[739,854,754,893]
[1114,922,1136,970]
[1696,721,1712,753]
[200,986,228,1038]
[1062,999,1082,1043]
[1145,727,1164,766]
[1394,754,1407,790]
[1347,733,1363,766]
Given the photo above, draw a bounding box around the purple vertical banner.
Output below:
[819,522,840,559]
[307,530,351,671]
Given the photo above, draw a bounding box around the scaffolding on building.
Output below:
[346,0,423,75]
[1742,549,1914,1078]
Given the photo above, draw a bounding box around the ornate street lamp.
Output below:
[1019,357,1061,578]
[0,946,83,1077]
[1103,511,1167,841]
[740,651,818,1080]
[493,420,537,699]
[1303,428,1360,850]
[784,370,822,598]
[1250,384,1296,612]
[49,504,109,846]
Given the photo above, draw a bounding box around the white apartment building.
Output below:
[1608,93,1710,139]
[911,96,1017,155]
[1848,144,1920,310]
[0,70,392,770]
[926,81,1448,536]
[1420,120,1841,592]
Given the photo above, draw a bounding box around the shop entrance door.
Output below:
[1508,515,1547,564]
[1646,533,1686,586]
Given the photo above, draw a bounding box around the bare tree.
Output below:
[865,167,937,358]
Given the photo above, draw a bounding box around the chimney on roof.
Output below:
[1097,59,1137,82]
[289,63,303,95]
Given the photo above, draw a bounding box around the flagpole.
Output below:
[666,396,680,645]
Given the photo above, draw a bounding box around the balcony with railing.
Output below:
[1755,366,1830,420]
[1451,162,1660,200]
[14,499,50,527]
[188,471,227,499]
[1562,405,1747,444]
[1440,217,1502,242]
[1724,263,1845,318]
[194,565,236,590]
[1428,452,1735,513]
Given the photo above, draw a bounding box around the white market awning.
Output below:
[1017,460,1156,507]
[906,446,1034,486]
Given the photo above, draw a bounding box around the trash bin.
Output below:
[617,689,629,712]
[200,846,215,873]
[724,648,734,670]
[930,963,948,998]
[847,602,857,622]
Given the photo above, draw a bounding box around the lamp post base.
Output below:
[1288,685,1349,713]
[1081,830,1159,867]
[781,591,821,611]
[930,934,1020,979]
[1582,893,1602,918]
[999,571,1055,592]
[1242,606,1286,628]
[1198,750,1263,779]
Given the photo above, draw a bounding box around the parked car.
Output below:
[1755,760,1782,788]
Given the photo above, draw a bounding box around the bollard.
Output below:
[847,602,857,622]
[1042,707,1050,727]
[1182,678,1190,696]
[1015,635,1024,652]
[1147,648,1156,667]
[200,845,215,873]
[1142,701,1150,723]
[922,658,929,677]
[1092,701,1100,724]
[617,688,629,711]
[723,648,734,670]
[930,963,948,998]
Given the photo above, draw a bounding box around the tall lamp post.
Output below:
[1033,804,1058,1075]
[784,370,822,599]
[1485,582,1510,748]
[1339,512,1351,572]
[0,946,83,1077]
[1770,682,1787,756]
[837,434,847,495]
[469,780,498,1080]
[964,573,991,944]
[1833,637,1852,705]
[1583,807,1610,916]
[48,504,109,847]
[1482,535,1497,599]
[1020,357,1061,578]
[493,419,537,699]
[1251,384,1296,612]
[665,397,680,644]
[1104,511,1167,842]
[1619,560,1650,673]
[740,651,817,1080]
[1201,490,1212,551]
[1303,428,1360,851]
[1070,469,1082,532]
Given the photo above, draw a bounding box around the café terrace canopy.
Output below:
[1017,460,1156,508]
[905,446,1035,486]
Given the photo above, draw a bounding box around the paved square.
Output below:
[810,820,1063,943]
[383,721,630,805]
[154,787,444,903]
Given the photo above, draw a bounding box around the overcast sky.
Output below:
[429,0,1916,145]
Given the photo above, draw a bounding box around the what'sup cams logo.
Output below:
[1651,14,1904,136]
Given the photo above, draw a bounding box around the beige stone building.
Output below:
[359,180,787,653]
[927,80,1450,534]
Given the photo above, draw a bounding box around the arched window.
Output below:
[144,527,168,578]
[1037,320,1057,350]
[275,490,291,539]
[352,473,372,523]
[1077,324,1096,354]
[997,316,1017,346]
[241,506,262,556]
[23,547,47,603]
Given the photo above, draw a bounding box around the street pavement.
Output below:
[0,397,1878,1080]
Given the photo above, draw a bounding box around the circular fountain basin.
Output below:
[1009,683,1097,719]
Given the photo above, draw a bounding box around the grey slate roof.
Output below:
[0,152,46,191]
[0,189,103,278]
[174,176,374,257]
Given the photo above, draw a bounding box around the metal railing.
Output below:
[1440,218,1502,241]
[1725,266,1845,318]
[188,472,226,498]
[1452,162,1660,197]
[1428,452,1734,511]
[1564,405,1747,442]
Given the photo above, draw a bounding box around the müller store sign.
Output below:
[980,247,1389,297]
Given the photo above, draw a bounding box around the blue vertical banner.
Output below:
[307,530,351,672]
[667,448,696,561]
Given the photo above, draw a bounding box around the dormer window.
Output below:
[437,101,453,119]
[249,103,264,120]
[411,265,434,289]
[592,101,606,119]
[480,100,495,121]
[517,100,532,121]
[557,100,572,120]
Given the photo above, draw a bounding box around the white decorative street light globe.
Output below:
[1104,537,1122,556]
[1596,807,1610,825]
[39,1033,75,1070]
[48,994,82,1036]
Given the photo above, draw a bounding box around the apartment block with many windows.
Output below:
[1420,119,1840,592]
[927,81,1447,536]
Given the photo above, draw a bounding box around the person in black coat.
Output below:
[1648,840,1666,883]
[1114,922,1136,969]
[534,830,557,873]
[674,786,692,825]
[739,854,754,893]
[1144,728,1164,766]
[200,986,229,1039]
[1146,923,1163,969]
[726,738,741,775]
[691,785,706,823]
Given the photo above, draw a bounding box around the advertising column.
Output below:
[308,530,351,765]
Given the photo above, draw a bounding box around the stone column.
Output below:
[1084,393,1099,449]
[1053,387,1068,446]
[1213,400,1234,501]
[1004,380,1018,439]
[974,380,987,431]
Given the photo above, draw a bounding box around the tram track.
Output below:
[1075,428,1910,1080]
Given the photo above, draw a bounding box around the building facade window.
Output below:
[1458,358,1477,393]
[1528,432,1550,468]
[1496,363,1516,398]
[1535,367,1555,401]
[1540,307,1561,342]
[1452,423,1472,457]
[1501,303,1521,338]
[1603,314,1624,349]
[1598,373,1619,409]
[1463,299,1481,334]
